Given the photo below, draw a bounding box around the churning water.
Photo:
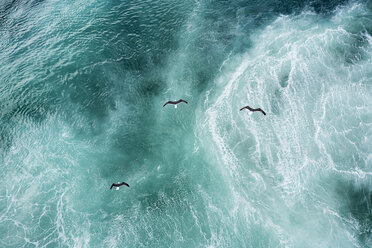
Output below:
[1,0,371,247]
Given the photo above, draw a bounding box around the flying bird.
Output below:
[110,181,130,190]
[240,105,266,115]
[163,99,188,108]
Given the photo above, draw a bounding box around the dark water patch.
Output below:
[278,60,291,88]
[0,0,18,19]
[2,101,50,123]
[0,84,60,152]
[270,88,283,115]
[97,103,159,177]
[93,0,194,73]
[0,66,115,150]
[307,0,350,14]
[0,0,44,22]
[188,60,226,94]
[279,74,289,88]
[139,80,162,97]
[335,179,372,245]
[0,0,47,42]
[65,70,114,120]
[0,127,13,154]
[206,0,352,33]
[332,31,371,66]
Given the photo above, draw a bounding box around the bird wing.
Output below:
[257,108,266,115]
[163,101,171,107]
[180,99,188,104]
[240,106,248,111]
[117,182,130,187]
[110,184,114,190]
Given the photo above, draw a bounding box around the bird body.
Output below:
[240,105,266,115]
[163,99,188,107]
[110,181,130,190]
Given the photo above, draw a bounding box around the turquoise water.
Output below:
[1,0,372,247]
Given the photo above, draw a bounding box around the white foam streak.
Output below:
[204,60,250,194]
[200,2,372,246]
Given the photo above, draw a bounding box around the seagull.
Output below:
[110,181,130,190]
[240,105,266,115]
[163,99,188,108]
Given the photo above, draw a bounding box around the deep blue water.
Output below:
[1,0,372,247]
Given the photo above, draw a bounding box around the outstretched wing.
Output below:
[163,101,171,107]
[122,182,130,187]
[179,99,188,104]
[240,106,248,111]
[110,184,114,190]
[257,108,266,115]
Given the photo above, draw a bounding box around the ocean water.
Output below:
[0,0,371,247]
